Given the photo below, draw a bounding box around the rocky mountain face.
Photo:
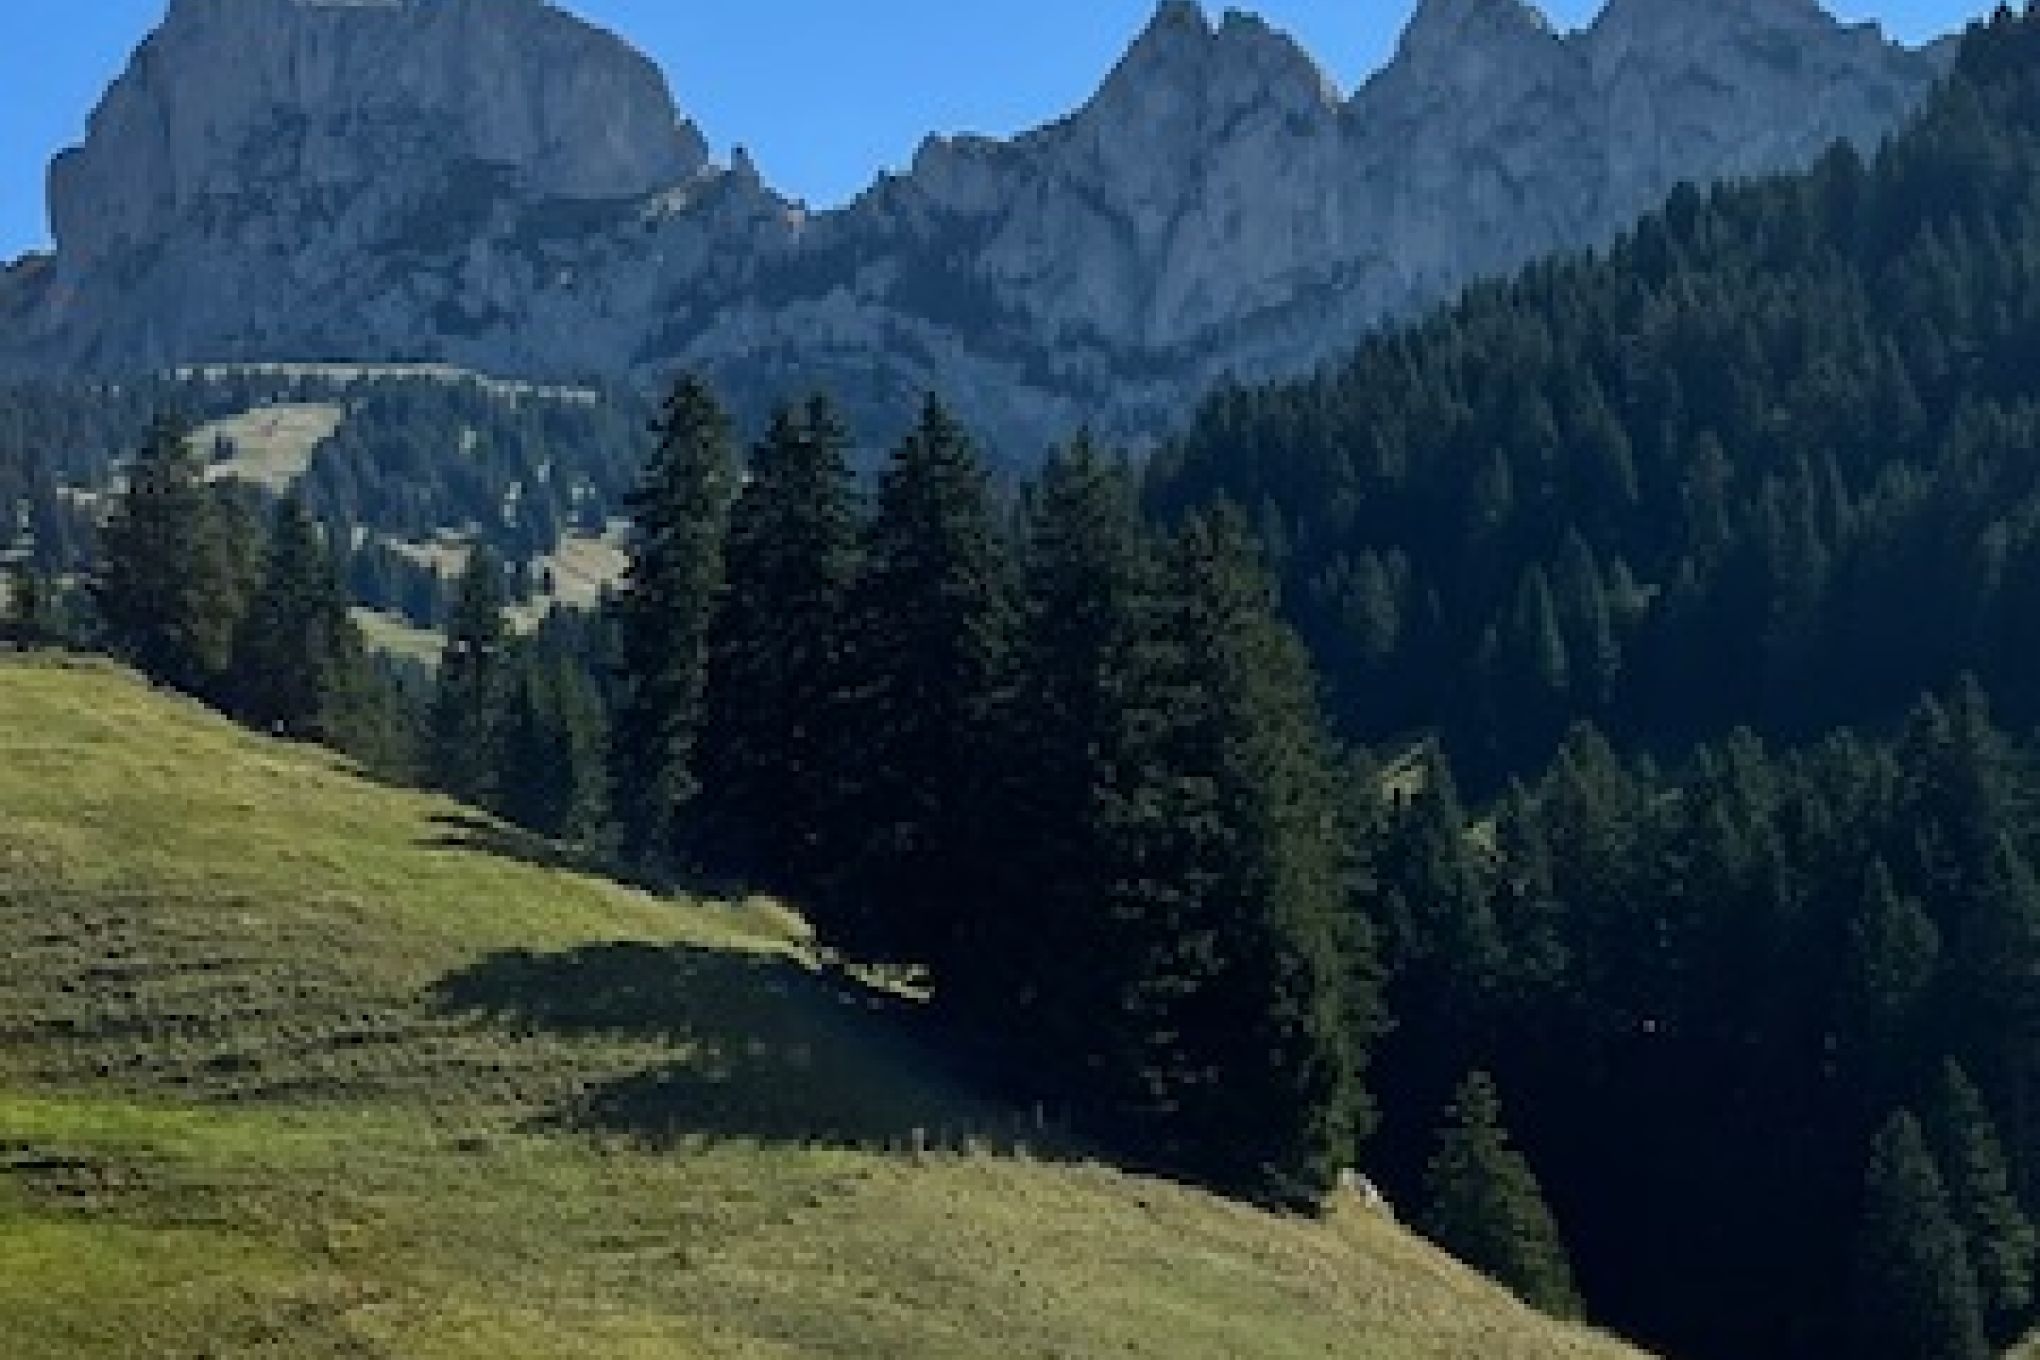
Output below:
[0,0,1954,459]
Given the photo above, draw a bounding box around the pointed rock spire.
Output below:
[1398,0,1557,62]
[1084,0,1333,129]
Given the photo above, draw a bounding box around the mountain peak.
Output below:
[2,0,1953,463]
[50,0,709,275]
[1399,0,1557,58]
[1141,0,1213,40]
[1111,0,1215,81]
[1092,1,1335,115]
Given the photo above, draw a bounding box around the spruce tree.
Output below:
[431,546,510,807]
[1950,832,2040,1189]
[1420,1071,1583,1319]
[610,375,736,875]
[94,416,248,697]
[1839,860,1943,1108]
[1854,1111,1991,1360]
[1924,1060,2037,1342]
[229,497,359,742]
[987,434,1164,1066]
[836,394,1011,970]
[698,397,861,894]
[1116,509,1370,1206]
[1375,754,1510,1179]
[499,648,608,844]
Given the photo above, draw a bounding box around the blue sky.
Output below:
[0,0,1986,260]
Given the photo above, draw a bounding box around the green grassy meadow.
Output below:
[0,656,1648,1358]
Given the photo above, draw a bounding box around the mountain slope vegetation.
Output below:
[1145,7,2040,1357]
[1150,4,2040,789]
[0,657,1644,1359]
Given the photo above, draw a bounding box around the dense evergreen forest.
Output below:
[1136,7,2040,1355]
[18,7,2040,1360]
[1150,4,2040,792]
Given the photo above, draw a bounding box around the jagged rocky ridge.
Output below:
[0,0,1955,459]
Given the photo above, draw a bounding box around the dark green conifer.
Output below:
[836,395,1012,970]
[609,375,737,875]
[1950,833,2040,1184]
[94,416,248,697]
[229,497,361,743]
[1839,860,1943,1108]
[699,397,861,894]
[1420,1071,1583,1319]
[1118,509,1370,1206]
[1554,533,1620,709]
[431,546,510,807]
[499,648,608,844]
[1924,1060,2036,1341]
[1854,1111,1991,1360]
[987,434,1163,1064]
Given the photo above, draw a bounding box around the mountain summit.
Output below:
[51,0,707,279]
[0,0,1953,457]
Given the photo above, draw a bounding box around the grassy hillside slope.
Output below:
[0,657,1647,1359]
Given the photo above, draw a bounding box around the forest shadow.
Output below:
[430,939,1031,1153]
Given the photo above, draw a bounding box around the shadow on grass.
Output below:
[423,812,598,876]
[431,941,1027,1153]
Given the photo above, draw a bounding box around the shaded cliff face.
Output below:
[48,0,708,276]
[20,0,790,379]
[0,0,1955,460]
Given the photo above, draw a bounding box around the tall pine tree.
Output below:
[1853,1111,1991,1360]
[836,395,1011,971]
[1949,833,2040,1197]
[983,435,1164,1068]
[1839,860,1943,1112]
[431,546,510,807]
[1114,509,1371,1206]
[498,647,608,845]
[610,375,736,876]
[95,416,248,698]
[1419,1070,1582,1319]
[699,397,861,895]
[229,497,364,744]
[1924,1060,2036,1343]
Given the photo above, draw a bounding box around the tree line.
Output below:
[589,380,1378,1208]
[43,384,1400,1221]
[48,416,415,769]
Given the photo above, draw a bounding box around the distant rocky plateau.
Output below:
[0,0,1957,460]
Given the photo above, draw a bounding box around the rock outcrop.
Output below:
[0,0,1955,460]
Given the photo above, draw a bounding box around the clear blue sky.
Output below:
[0,0,1985,260]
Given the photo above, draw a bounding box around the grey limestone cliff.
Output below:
[0,0,1958,459]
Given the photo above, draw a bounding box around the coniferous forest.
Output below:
[23,8,2040,1360]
